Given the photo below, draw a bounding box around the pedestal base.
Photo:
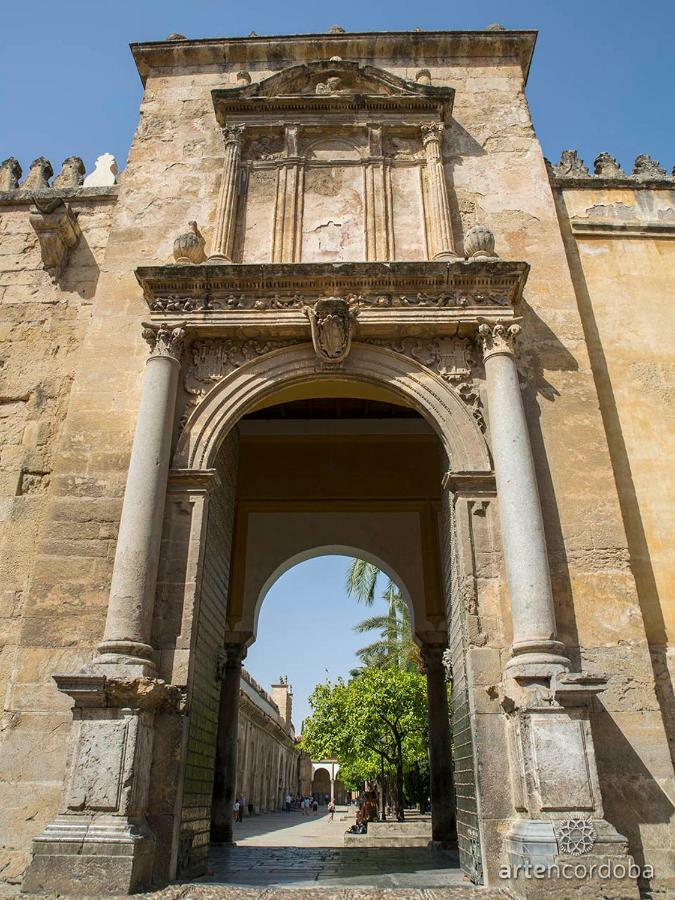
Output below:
[22,815,155,895]
[504,818,639,899]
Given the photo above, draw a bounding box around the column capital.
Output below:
[478,319,521,361]
[420,121,444,147]
[224,642,247,667]
[142,325,186,362]
[222,124,245,145]
[420,642,448,673]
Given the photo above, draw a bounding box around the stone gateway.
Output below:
[0,25,673,899]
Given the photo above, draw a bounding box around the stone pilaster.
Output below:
[272,125,304,262]
[209,125,244,262]
[211,643,246,844]
[364,124,394,261]
[421,643,457,846]
[421,122,458,260]
[94,326,185,675]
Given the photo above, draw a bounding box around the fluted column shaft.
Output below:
[421,123,457,260]
[212,644,246,844]
[422,643,456,845]
[209,125,244,263]
[95,326,185,674]
[479,322,569,677]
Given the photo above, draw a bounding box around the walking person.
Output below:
[312,796,318,815]
[233,799,240,823]
[285,792,292,813]
[328,799,336,822]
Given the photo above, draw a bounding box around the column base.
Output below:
[506,640,570,679]
[93,639,157,677]
[206,253,233,264]
[22,815,155,895]
[432,249,461,261]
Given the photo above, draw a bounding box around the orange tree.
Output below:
[300,667,428,820]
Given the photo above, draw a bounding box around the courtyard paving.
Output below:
[190,807,485,893]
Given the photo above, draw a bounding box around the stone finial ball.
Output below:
[464,224,497,260]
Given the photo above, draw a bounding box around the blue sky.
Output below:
[1,1,673,177]
[246,556,393,729]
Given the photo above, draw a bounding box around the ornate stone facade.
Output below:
[0,24,672,900]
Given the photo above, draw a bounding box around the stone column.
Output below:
[209,125,244,263]
[478,321,569,678]
[211,643,246,844]
[422,643,457,845]
[95,325,185,675]
[421,122,458,260]
[330,779,335,803]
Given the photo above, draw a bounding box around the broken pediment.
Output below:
[213,60,454,123]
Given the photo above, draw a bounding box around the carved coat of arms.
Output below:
[305,297,358,363]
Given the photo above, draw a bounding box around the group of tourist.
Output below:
[232,796,253,822]
[284,793,321,815]
[233,793,339,821]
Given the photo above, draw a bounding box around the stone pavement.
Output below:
[230,806,351,847]
[188,807,485,893]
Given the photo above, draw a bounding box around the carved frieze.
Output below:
[364,335,486,431]
[181,338,299,424]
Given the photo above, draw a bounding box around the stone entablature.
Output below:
[136,260,528,339]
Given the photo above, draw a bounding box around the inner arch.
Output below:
[252,545,415,645]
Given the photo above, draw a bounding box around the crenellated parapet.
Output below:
[0,152,118,197]
[547,149,674,186]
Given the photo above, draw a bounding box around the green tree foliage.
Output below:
[300,667,428,820]
[347,559,421,672]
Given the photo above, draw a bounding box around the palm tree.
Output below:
[346,560,421,673]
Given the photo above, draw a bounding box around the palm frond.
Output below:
[346,558,379,605]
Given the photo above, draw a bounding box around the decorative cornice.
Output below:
[136,261,529,340]
[130,31,537,86]
[167,468,220,493]
[0,185,119,207]
[570,220,675,239]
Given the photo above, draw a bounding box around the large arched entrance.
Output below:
[166,342,491,882]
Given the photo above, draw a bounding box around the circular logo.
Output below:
[556,818,597,856]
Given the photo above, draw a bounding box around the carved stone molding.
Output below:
[478,319,521,360]
[363,336,486,431]
[305,296,358,363]
[142,325,186,361]
[137,261,530,324]
[29,197,81,280]
[181,337,300,426]
[212,60,455,125]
